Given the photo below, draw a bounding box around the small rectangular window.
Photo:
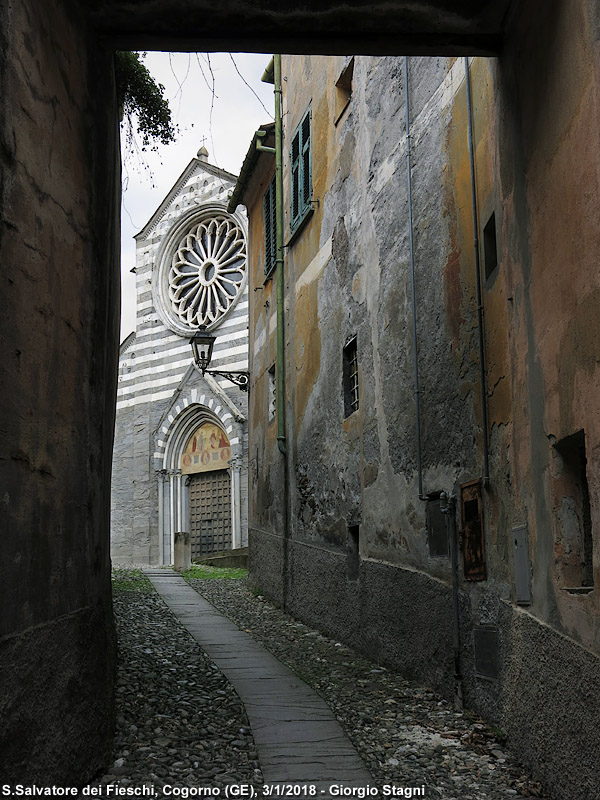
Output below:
[335,58,354,124]
[552,430,594,591]
[290,107,312,232]
[264,175,277,277]
[343,337,359,418]
[347,524,360,581]
[267,364,276,421]
[483,212,498,281]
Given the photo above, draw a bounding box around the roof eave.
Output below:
[227,123,275,213]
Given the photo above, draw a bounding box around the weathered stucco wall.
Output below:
[496,0,600,647]
[246,6,600,794]
[0,0,118,784]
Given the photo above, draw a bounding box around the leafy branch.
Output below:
[115,51,178,154]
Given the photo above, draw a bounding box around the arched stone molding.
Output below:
[155,392,245,564]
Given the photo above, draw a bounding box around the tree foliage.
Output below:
[115,51,177,153]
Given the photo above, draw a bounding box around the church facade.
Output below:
[111,149,249,565]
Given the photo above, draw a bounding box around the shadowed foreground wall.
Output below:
[0,0,118,784]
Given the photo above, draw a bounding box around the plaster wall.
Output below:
[249,52,477,689]
[247,13,600,794]
[0,0,118,783]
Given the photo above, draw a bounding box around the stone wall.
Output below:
[0,0,118,783]
[246,17,600,797]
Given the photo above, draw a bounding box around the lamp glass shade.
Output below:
[190,325,216,372]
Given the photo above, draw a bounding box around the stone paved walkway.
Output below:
[145,570,372,795]
[187,573,550,800]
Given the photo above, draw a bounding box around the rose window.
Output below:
[168,214,246,327]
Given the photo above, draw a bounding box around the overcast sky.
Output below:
[119,51,274,340]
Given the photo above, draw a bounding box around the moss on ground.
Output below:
[183,565,248,581]
[112,567,153,593]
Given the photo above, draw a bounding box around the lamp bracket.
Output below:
[203,368,249,392]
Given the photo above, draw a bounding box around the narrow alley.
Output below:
[4,4,600,798]
[98,568,546,799]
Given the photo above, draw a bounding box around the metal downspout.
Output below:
[404,56,425,500]
[273,54,290,611]
[441,492,463,707]
[274,54,286,459]
[464,57,490,485]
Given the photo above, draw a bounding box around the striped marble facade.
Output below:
[111,152,249,565]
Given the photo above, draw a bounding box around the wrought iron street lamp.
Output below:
[190,325,249,391]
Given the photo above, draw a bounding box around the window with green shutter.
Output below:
[264,175,277,276]
[290,107,312,232]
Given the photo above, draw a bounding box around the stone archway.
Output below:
[159,401,244,564]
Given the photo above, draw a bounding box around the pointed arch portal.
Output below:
[159,402,244,564]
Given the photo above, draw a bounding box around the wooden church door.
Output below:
[188,469,232,557]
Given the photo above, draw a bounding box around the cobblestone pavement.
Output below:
[187,575,549,800]
[89,569,263,794]
[98,568,549,800]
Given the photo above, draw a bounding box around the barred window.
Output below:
[268,364,276,421]
[343,337,359,418]
[264,175,277,277]
[290,107,312,232]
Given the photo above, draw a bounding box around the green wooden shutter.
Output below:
[264,176,276,276]
[291,129,300,224]
[290,107,311,231]
[301,110,311,212]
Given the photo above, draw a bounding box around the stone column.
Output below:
[176,469,183,531]
[157,470,167,565]
[168,469,176,564]
[230,455,242,550]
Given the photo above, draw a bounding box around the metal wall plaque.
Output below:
[513,524,531,605]
[461,480,487,580]
[474,626,499,680]
[426,496,449,557]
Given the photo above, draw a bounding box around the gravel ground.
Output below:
[187,575,549,800]
[87,569,263,795]
[97,568,549,800]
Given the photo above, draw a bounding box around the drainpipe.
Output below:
[464,57,490,486]
[441,491,463,708]
[273,54,286,459]
[404,56,425,501]
[263,55,290,608]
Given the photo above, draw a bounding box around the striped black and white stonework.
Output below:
[111,150,249,565]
